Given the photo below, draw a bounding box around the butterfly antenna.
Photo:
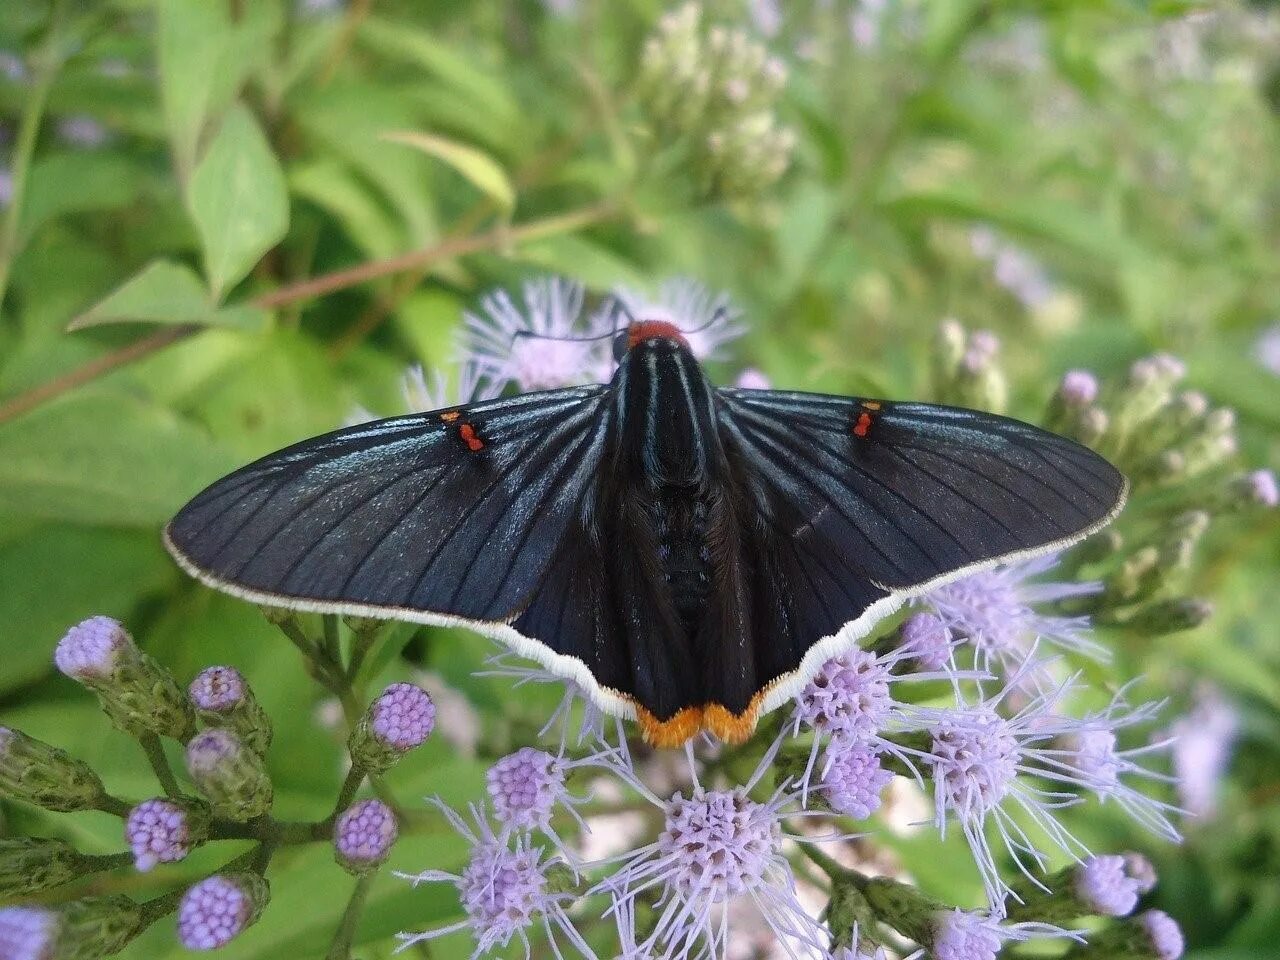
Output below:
[684,303,730,336]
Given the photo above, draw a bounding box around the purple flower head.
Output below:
[1237,469,1278,508]
[1124,852,1157,894]
[901,671,1124,911]
[1256,323,1280,376]
[1076,854,1140,916]
[371,682,435,750]
[126,798,203,872]
[56,115,109,148]
[396,802,588,960]
[923,554,1105,676]
[611,278,744,362]
[1058,369,1099,408]
[820,738,894,819]
[189,666,246,713]
[401,360,498,413]
[177,874,266,951]
[734,368,771,390]
[1140,909,1184,960]
[930,910,1072,960]
[1169,686,1237,820]
[596,746,828,959]
[0,906,56,960]
[794,649,892,741]
[480,649,621,750]
[898,612,953,671]
[486,748,580,837]
[184,728,272,821]
[185,728,239,776]
[465,277,608,392]
[334,798,398,874]
[54,616,135,682]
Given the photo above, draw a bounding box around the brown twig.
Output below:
[0,200,620,426]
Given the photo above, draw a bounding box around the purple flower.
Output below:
[54,616,135,682]
[481,650,618,749]
[820,739,894,819]
[1124,851,1157,894]
[465,277,608,391]
[396,802,588,959]
[1058,369,1099,408]
[897,612,953,671]
[1140,909,1184,959]
[126,798,206,871]
[1169,686,1237,820]
[189,666,246,713]
[370,682,435,750]
[923,554,1105,675]
[0,906,56,960]
[931,910,1072,960]
[401,360,498,413]
[1075,854,1140,916]
[1233,469,1278,509]
[734,368,771,390]
[177,874,268,950]
[487,748,574,834]
[1256,323,1280,376]
[595,748,827,960]
[611,278,744,361]
[334,798,398,874]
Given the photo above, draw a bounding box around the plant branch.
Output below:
[0,200,621,426]
[138,734,183,798]
[324,872,375,960]
[0,1,65,312]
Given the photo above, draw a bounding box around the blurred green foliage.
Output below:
[0,1,1278,957]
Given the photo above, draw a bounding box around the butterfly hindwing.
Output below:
[716,388,1126,593]
[166,387,610,622]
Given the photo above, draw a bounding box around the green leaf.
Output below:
[0,524,175,694]
[187,106,290,300]
[384,130,516,212]
[19,151,148,245]
[156,0,235,179]
[0,389,237,527]
[67,260,268,332]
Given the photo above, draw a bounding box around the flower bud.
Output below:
[55,617,195,742]
[189,666,272,756]
[0,838,83,898]
[1100,546,1160,608]
[184,729,272,821]
[895,613,952,671]
[0,896,144,960]
[932,318,967,395]
[1123,852,1158,894]
[1223,468,1278,510]
[951,331,1008,413]
[1070,406,1109,447]
[1078,908,1184,959]
[348,682,435,775]
[177,873,270,951]
[0,727,105,812]
[125,797,211,871]
[1007,852,1150,924]
[1126,597,1213,635]
[333,798,398,875]
[1046,369,1099,430]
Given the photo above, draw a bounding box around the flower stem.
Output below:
[0,0,65,312]
[322,614,342,664]
[95,793,135,817]
[324,872,375,960]
[138,734,183,798]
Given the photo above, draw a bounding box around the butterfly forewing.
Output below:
[715,388,1126,591]
[166,387,610,621]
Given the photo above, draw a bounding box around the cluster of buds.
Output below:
[0,614,431,957]
[636,3,795,198]
[932,317,1009,413]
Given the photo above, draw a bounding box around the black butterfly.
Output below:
[165,320,1126,746]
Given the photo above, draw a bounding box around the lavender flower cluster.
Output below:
[1,274,1273,960]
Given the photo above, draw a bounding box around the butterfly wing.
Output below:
[165,387,610,624]
[714,388,1126,709]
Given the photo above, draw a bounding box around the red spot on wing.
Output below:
[458,422,485,452]
[853,411,873,438]
[627,320,689,351]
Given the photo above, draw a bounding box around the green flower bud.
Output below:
[188,666,273,756]
[54,618,195,742]
[184,728,272,821]
[827,880,885,953]
[1126,598,1213,635]
[0,727,106,812]
[861,876,947,945]
[1071,406,1110,448]
[931,318,968,398]
[0,838,84,898]
[0,896,145,960]
[1100,547,1161,608]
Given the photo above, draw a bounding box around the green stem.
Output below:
[138,734,182,798]
[324,872,375,960]
[323,614,342,665]
[0,1,65,310]
[792,837,859,884]
[95,793,135,817]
